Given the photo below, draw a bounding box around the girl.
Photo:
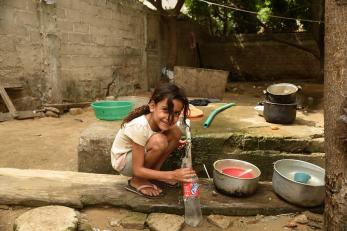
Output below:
[111,83,196,198]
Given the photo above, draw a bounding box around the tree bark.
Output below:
[324,0,347,230]
[166,16,178,69]
[146,0,184,69]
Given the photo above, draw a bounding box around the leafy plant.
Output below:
[185,0,313,38]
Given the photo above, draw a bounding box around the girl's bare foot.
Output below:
[130,177,163,196]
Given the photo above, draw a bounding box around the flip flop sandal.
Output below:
[124,180,165,198]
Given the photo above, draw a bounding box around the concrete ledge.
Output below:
[192,133,324,154]
[0,168,322,216]
[78,122,325,180]
[78,122,120,174]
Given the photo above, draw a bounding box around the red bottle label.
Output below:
[183,182,200,197]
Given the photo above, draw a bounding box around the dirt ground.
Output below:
[0,81,324,230]
[0,108,96,171]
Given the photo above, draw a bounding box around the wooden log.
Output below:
[0,168,128,208]
[0,168,316,215]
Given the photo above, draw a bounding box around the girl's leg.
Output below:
[143,133,170,169]
[150,126,181,171]
[130,133,170,196]
[130,127,181,196]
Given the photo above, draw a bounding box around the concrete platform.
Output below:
[0,168,322,216]
[78,105,324,180]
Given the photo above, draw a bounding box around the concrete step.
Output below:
[78,122,325,180]
[192,133,324,154]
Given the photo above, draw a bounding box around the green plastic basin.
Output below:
[91,101,134,121]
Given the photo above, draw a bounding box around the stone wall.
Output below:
[0,0,159,108]
[175,20,321,81]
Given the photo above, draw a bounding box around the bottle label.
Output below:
[183,182,200,197]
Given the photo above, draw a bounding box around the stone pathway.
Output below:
[14,206,78,231]
[2,205,323,231]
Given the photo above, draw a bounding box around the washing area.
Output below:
[211,158,324,207]
[79,81,325,215]
[202,83,325,208]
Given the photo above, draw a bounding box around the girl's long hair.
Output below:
[121,83,189,127]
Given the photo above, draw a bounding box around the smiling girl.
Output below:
[111,83,196,198]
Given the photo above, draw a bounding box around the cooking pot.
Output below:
[263,101,297,124]
[213,159,261,197]
[264,83,301,104]
[272,159,325,207]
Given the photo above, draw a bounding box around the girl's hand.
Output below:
[177,139,186,150]
[172,168,196,182]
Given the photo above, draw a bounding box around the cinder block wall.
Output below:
[0,0,159,107]
[200,33,321,80]
[175,19,321,81]
[0,1,321,110]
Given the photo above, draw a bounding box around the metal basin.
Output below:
[272,159,325,207]
[213,159,261,197]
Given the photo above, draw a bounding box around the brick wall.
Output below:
[0,0,155,107]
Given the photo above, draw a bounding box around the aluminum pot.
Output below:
[272,159,325,207]
[263,101,297,124]
[213,159,261,197]
[264,83,301,104]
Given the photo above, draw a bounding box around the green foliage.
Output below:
[185,0,313,38]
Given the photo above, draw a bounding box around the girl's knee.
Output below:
[147,133,168,152]
[168,126,182,142]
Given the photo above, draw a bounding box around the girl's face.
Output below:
[148,98,183,132]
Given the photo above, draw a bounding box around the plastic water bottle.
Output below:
[181,120,202,227]
[182,165,203,227]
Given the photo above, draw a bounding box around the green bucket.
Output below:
[91,101,134,121]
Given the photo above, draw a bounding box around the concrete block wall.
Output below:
[57,0,148,102]
[0,0,159,106]
[200,33,321,80]
[0,1,321,108]
[175,19,321,81]
[0,0,43,110]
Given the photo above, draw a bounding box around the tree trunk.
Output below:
[324,0,347,230]
[166,16,178,69]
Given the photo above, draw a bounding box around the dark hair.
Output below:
[121,83,189,127]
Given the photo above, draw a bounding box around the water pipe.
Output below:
[203,103,235,128]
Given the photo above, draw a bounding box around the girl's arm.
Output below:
[131,142,195,182]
